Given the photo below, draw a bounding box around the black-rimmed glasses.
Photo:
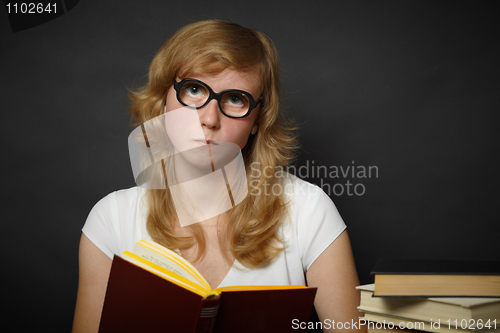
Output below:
[173,78,262,118]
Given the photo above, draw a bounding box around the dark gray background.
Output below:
[1,1,499,331]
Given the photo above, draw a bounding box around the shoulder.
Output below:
[86,186,148,232]
[82,187,147,259]
[90,187,146,215]
[283,173,337,215]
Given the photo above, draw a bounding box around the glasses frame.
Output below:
[173,78,262,119]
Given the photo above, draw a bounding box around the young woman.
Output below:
[73,19,363,332]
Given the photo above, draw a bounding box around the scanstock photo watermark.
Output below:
[249,160,379,197]
[292,318,498,331]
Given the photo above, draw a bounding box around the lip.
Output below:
[193,139,218,145]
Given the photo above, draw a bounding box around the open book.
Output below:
[99,240,317,333]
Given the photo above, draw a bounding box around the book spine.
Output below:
[194,297,220,333]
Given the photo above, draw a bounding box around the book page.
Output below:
[136,240,211,290]
[122,251,208,297]
[133,242,208,290]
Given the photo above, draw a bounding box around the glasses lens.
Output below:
[221,91,250,117]
[179,81,209,107]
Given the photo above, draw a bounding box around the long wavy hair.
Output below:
[128,19,298,268]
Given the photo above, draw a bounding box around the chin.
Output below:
[178,149,213,170]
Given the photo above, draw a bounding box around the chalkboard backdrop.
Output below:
[2,1,499,331]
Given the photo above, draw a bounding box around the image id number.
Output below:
[447,319,497,330]
[6,3,57,14]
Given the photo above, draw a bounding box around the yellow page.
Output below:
[215,285,309,293]
[122,251,209,297]
[137,240,211,291]
[133,241,209,290]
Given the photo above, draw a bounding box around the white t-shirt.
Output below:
[82,175,346,288]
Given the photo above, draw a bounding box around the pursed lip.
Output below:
[193,139,218,145]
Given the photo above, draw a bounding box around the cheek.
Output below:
[223,119,254,149]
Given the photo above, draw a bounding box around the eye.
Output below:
[223,92,249,107]
[183,82,206,98]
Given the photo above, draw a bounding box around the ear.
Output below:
[251,124,259,135]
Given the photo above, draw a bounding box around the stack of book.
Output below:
[358,259,500,333]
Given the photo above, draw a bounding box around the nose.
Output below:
[198,99,220,129]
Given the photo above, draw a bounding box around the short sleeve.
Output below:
[82,192,122,259]
[291,179,347,271]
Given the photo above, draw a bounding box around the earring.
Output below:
[251,124,259,135]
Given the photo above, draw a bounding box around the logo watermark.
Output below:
[291,318,426,331]
[250,160,378,197]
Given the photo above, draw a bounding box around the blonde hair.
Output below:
[129,19,298,268]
